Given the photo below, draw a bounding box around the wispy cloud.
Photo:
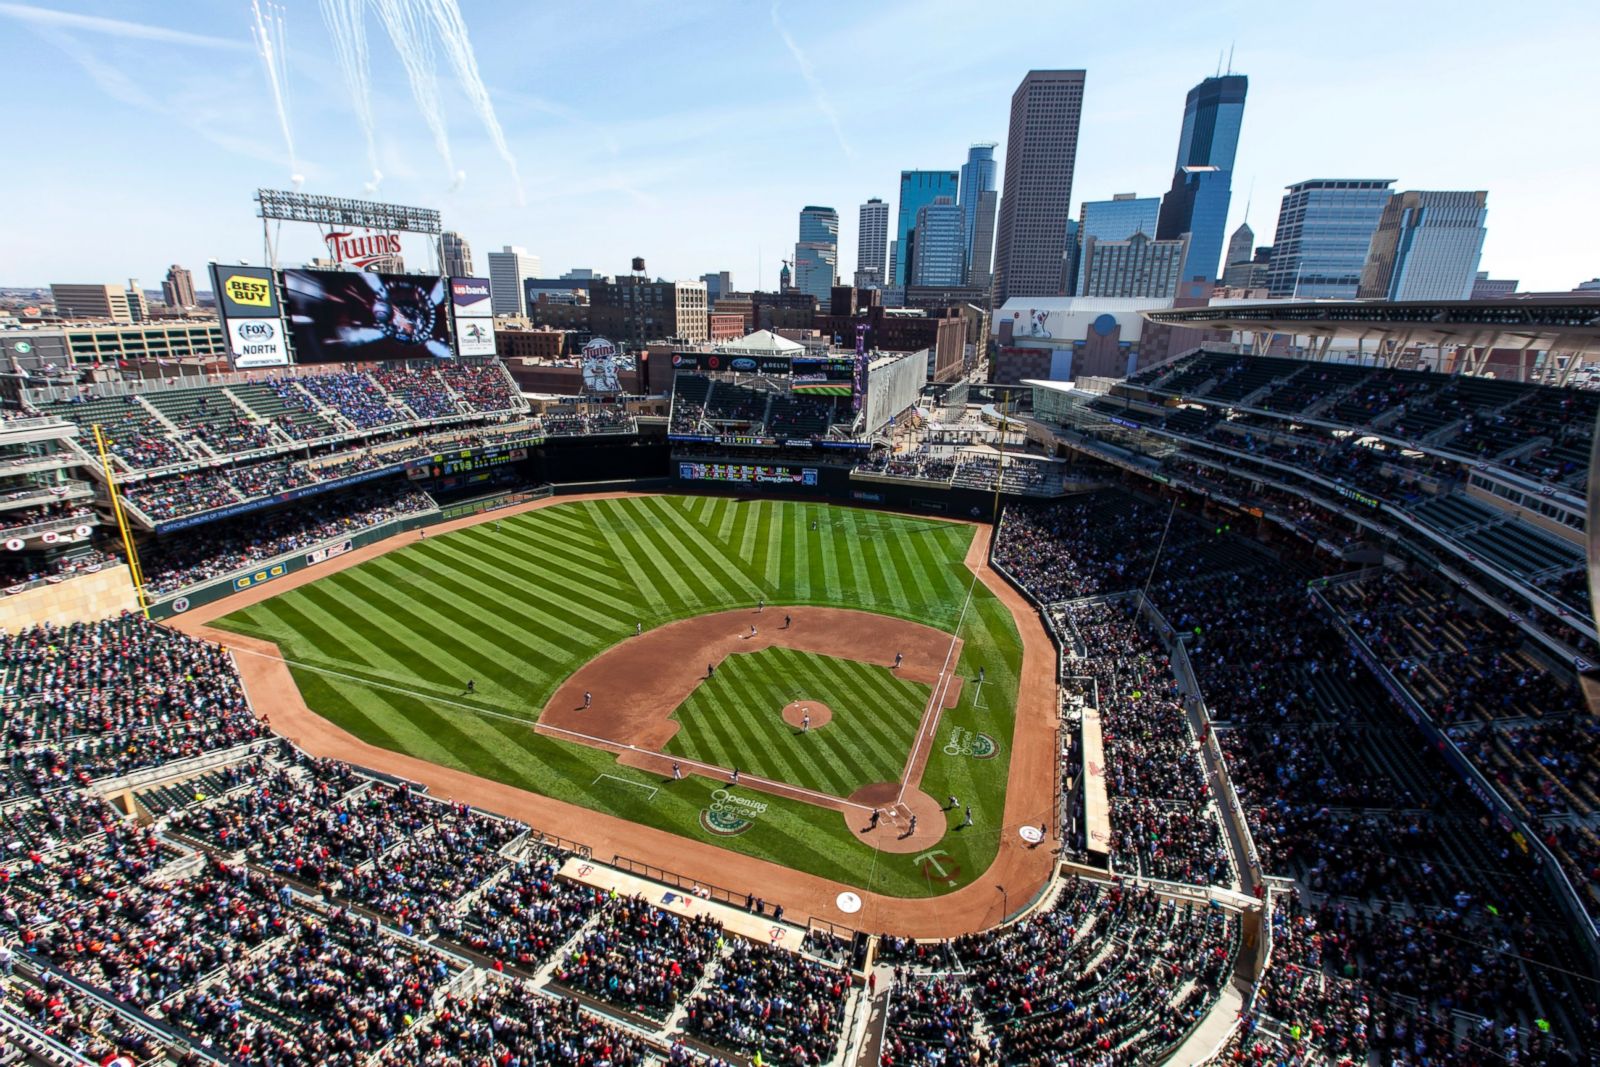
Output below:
[770,0,852,157]
[0,3,249,51]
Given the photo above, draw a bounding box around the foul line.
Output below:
[224,644,876,814]
[895,561,982,808]
[593,773,658,799]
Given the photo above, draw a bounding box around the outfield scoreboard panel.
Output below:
[678,462,818,486]
[407,447,529,479]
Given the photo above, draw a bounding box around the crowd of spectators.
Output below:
[378,981,654,1066]
[293,372,406,430]
[373,363,459,419]
[856,449,958,482]
[1224,888,1579,1065]
[435,844,600,971]
[0,546,116,590]
[948,877,1239,1064]
[879,975,987,1065]
[0,502,93,538]
[140,482,434,596]
[437,361,519,413]
[551,893,724,1019]
[543,406,635,436]
[682,939,849,1064]
[1065,599,1231,886]
[0,614,264,797]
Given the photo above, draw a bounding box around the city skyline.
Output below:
[0,0,1596,293]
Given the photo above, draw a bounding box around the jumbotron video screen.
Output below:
[283,269,453,363]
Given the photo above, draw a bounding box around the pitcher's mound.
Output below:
[781,701,833,729]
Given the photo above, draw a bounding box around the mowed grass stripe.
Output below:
[318,570,535,696]
[476,520,637,597]
[840,515,901,612]
[762,502,786,590]
[804,654,916,777]
[610,498,701,608]
[585,504,672,615]
[382,551,588,664]
[513,508,621,571]
[293,579,473,689]
[788,504,813,601]
[641,496,761,603]
[426,538,631,638]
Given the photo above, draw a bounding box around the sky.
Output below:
[1,0,1597,294]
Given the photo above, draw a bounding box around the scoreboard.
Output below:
[678,462,818,486]
[406,446,529,480]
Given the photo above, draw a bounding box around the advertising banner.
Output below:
[225,317,289,368]
[678,462,818,486]
[670,351,795,376]
[449,277,495,357]
[210,264,281,318]
[283,269,453,363]
[450,277,492,312]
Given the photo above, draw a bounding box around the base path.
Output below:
[174,490,1060,938]
[539,605,958,767]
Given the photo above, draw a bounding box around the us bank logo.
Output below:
[699,788,767,836]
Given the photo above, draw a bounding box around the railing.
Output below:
[1130,589,1263,896]
[610,854,757,912]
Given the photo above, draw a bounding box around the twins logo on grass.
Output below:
[699,788,768,836]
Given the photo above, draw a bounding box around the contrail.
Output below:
[0,3,250,50]
[248,0,303,188]
[770,0,851,157]
[372,0,461,190]
[423,0,524,204]
[318,0,382,192]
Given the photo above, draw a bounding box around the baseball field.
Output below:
[213,495,1024,898]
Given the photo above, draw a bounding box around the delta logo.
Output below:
[223,275,274,308]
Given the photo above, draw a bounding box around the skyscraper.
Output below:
[793,205,839,303]
[700,271,732,303]
[1265,180,1394,298]
[50,283,131,322]
[1078,232,1189,299]
[959,144,999,287]
[1222,222,1254,277]
[1358,190,1488,300]
[994,69,1086,304]
[125,280,150,323]
[161,264,196,309]
[486,246,542,316]
[1075,194,1160,295]
[967,190,999,290]
[857,198,889,289]
[895,171,959,287]
[1156,74,1247,285]
[441,231,474,277]
[911,197,966,286]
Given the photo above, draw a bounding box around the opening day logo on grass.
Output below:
[943,726,999,760]
[699,789,769,836]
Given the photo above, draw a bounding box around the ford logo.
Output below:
[731,358,756,371]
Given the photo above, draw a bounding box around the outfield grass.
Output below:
[664,646,929,797]
[215,495,1024,899]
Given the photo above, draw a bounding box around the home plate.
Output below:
[836,892,862,914]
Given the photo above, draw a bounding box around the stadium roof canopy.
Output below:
[1141,296,1600,384]
[719,329,805,356]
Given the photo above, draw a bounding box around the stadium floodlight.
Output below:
[256,189,442,234]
